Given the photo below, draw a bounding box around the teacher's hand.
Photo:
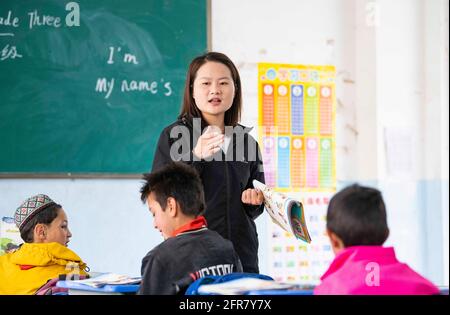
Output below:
[241,188,264,206]
[193,126,224,159]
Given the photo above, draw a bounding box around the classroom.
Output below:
[0,0,448,297]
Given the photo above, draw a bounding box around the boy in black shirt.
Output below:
[138,162,242,295]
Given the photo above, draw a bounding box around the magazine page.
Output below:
[253,180,291,232]
[287,199,311,243]
[253,180,311,243]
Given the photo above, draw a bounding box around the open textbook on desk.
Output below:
[56,273,141,295]
[70,273,142,288]
[253,180,311,243]
[197,277,311,295]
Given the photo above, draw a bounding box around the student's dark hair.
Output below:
[179,51,242,127]
[20,204,62,243]
[326,184,389,247]
[140,162,205,217]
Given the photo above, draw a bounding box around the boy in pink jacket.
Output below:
[314,184,439,295]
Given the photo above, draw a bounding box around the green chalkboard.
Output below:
[0,0,207,175]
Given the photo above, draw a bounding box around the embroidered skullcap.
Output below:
[14,194,56,230]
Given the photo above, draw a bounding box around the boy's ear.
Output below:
[166,197,178,217]
[34,223,47,242]
[326,229,345,254]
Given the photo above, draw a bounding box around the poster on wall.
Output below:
[258,63,336,284]
[266,191,334,284]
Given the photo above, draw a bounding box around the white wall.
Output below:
[1,0,448,286]
[211,0,449,285]
[422,0,449,285]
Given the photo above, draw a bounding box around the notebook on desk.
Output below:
[56,280,140,295]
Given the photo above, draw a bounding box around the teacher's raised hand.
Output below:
[192,125,224,159]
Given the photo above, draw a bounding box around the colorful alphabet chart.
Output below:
[258,63,337,284]
[258,63,336,192]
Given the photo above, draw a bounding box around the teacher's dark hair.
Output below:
[179,51,242,127]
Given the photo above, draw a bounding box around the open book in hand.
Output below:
[70,273,141,288]
[253,180,311,243]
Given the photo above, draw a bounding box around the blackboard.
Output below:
[0,0,207,175]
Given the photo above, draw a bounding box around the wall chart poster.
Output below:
[258,63,336,284]
[266,191,335,284]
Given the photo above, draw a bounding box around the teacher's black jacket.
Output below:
[152,117,265,273]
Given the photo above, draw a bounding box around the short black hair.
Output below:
[140,162,205,217]
[326,184,389,247]
[20,204,62,243]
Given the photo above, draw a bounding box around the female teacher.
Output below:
[152,52,265,273]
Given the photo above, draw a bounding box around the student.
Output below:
[152,51,265,273]
[0,194,88,294]
[314,184,439,295]
[139,162,243,295]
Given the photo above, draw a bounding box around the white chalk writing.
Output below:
[96,46,173,99]
[107,46,139,65]
[95,77,172,99]
[1,44,22,61]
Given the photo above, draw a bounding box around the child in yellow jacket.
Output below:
[0,194,88,294]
